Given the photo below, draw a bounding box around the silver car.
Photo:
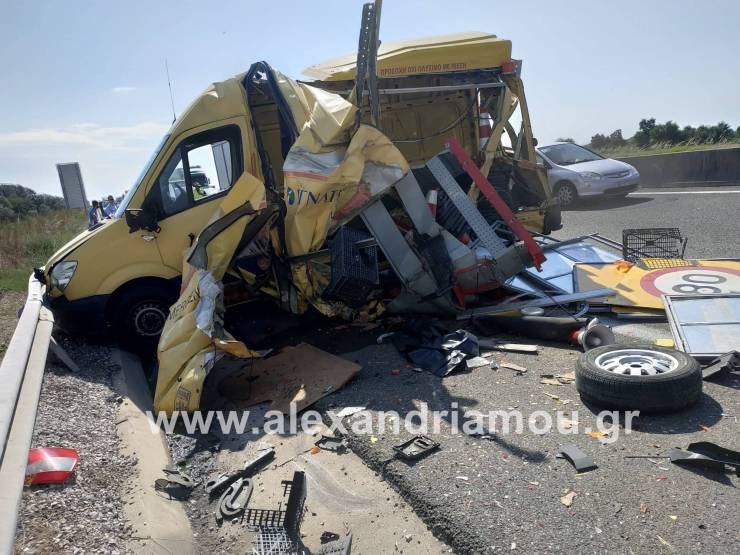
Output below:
[536,143,640,207]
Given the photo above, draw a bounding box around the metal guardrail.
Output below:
[0,275,53,553]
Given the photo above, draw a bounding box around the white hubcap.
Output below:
[595,349,679,376]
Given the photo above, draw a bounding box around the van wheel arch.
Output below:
[106,277,180,349]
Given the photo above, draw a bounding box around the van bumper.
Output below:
[44,293,109,336]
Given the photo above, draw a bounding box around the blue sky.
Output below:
[1,0,739,199]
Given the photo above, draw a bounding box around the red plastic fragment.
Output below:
[25,447,79,485]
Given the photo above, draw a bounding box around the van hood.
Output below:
[44,219,116,271]
[563,158,633,175]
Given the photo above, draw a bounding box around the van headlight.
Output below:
[50,261,77,292]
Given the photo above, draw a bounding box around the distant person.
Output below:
[88,200,104,228]
[103,195,118,217]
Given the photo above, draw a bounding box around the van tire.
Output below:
[554,181,578,208]
[575,345,702,413]
[111,283,175,351]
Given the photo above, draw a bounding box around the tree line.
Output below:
[0,184,66,222]
[580,119,739,151]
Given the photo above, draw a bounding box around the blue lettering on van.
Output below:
[286,187,340,206]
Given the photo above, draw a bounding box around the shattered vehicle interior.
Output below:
[153,29,563,413]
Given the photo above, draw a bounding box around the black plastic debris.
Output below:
[315,435,348,453]
[154,468,195,500]
[702,351,740,380]
[559,444,598,473]
[205,447,275,498]
[669,442,740,476]
[386,320,479,377]
[317,532,353,555]
[393,435,440,460]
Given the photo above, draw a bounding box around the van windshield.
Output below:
[539,143,602,166]
[114,134,170,218]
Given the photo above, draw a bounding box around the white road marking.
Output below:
[631,190,740,195]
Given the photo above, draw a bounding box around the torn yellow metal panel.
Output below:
[154,173,268,413]
[574,259,740,310]
[283,124,408,256]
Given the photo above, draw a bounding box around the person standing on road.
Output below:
[88,200,104,228]
[103,195,118,217]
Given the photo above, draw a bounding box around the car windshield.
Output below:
[114,134,170,218]
[539,143,603,166]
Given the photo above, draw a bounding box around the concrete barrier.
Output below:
[618,147,740,188]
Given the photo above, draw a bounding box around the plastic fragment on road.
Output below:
[25,447,79,486]
[702,351,740,380]
[559,444,597,473]
[669,441,740,475]
[393,435,440,460]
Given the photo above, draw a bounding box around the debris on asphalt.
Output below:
[560,490,576,507]
[465,356,492,369]
[559,444,598,473]
[701,350,740,380]
[640,503,649,514]
[669,441,740,475]
[335,406,367,418]
[315,435,348,453]
[155,468,196,500]
[501,362,527,374]
[478,338,539,354]
[393,435,440,461]
[25,447,79,486]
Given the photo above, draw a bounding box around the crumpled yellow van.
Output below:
[38,33,559,346]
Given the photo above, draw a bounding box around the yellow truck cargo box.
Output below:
[303,32,512,81]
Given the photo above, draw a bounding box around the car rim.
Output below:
[594,349,679,376]
[132,302,167,337]
[558,186,573,205]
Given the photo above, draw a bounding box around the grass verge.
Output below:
[596,141,740,158]
[0,209,87,293]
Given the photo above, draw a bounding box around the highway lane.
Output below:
[555,187,740,258]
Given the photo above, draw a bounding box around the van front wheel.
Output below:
[112,284,174,351]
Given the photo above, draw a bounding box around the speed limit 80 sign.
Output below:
[640,265,740,298]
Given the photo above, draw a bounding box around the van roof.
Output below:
[303,32,512,81]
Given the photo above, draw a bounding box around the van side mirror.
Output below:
[125,207,160,234]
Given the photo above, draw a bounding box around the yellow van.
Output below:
[38,33,559,346]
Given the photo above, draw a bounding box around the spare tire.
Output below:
[575,345,702,413]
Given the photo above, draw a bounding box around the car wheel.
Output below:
[555,182,578,207]
[113,285,174,351]
[575,345,702,413]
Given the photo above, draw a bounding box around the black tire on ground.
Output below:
[112,284,175,351]
[554,181,578,208]
[575,344,702,413]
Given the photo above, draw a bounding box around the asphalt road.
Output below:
[555,187,740,258]
[303,187,740,554]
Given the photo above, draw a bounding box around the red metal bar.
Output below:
[445,137,546,271]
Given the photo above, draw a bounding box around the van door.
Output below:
[143,125,244,272]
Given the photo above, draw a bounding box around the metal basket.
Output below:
[323,226,379,307]
[622,228,687,262]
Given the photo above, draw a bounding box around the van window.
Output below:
[145,125,242,220]
[186,140,232,202]
[158,151,189,216]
